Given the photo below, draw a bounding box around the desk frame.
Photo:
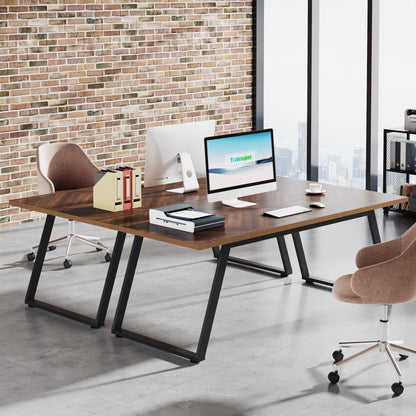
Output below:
[25,215,126,328]
[110,210,380,363]
[11,177,405,363]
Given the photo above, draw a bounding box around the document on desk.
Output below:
[263,205,312,218]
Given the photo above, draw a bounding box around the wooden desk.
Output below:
[10,177,406,362]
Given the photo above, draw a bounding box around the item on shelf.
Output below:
[399,183,415,210]
[404,109,416,132]
[406,188,416,213]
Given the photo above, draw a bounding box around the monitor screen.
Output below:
[204,129,277,207]
[144,120,216,189]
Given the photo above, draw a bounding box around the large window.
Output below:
[263,0,308,179]
[318,0,368,188]
[378,0,416,191]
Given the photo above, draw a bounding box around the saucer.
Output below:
[305,188,326,195]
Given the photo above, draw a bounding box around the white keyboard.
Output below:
[263,205,312,218]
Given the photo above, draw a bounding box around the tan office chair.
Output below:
[27,142,111,269]
[328,223,416,396]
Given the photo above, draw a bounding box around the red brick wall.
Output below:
[0,1,253,226]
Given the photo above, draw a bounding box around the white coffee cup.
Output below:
[309,182,323,193]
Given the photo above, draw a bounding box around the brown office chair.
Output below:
[27,142,111,269]
[328,223,416,396]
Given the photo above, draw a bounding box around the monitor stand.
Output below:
[222,199,257,208]
[166,152,199,194]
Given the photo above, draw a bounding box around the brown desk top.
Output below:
[10,177,407,250]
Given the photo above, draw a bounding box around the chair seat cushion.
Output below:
[332,274,363,304]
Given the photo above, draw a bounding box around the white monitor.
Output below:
[144,120,216,193]
[204,129,277,208]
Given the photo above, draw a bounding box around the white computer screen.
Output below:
[204,129,276,200]
[144,120,216,188]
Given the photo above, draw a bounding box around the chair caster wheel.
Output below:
[48,245,56,251]
[399,354,408,361]
[105,253,111,262]
[63,259,72,269]
[391,382,404,396]
[332,349,344,363]
[328,371,340,384]
[27,252,36,261]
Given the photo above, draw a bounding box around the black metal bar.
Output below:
[292,231,310,279]
[29,300,97,326]
[195,244,231,362]
[212,246,220,258]
[25,214,55,304]
[253,0,264,130]
[112,244,231,363]
[367,210,381,244]
[225,256,287,277]
[212,236,291,277]
[292,231,334,286]
[112,236,144,332]
[277,234,292,276]
[26,218,125,328]
[93,231,126,328]
[113,329,199,362]
[366,0,373,190]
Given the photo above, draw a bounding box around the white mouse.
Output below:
[309,202,326,208]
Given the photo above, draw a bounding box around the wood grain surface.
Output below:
[10,177,407,250]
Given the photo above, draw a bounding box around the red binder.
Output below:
[118,168,132,210]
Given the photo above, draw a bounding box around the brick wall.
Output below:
[0,0,254,226]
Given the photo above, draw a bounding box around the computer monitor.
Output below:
[204,129,277,208]
[144,120,216,193]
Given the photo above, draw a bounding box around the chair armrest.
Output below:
[355,238,401,269]
[351,238,416,304]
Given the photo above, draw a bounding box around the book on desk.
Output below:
[149,204,225,233]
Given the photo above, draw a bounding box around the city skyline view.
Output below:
[263,0,416,191]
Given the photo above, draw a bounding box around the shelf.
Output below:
[386,168,416,175]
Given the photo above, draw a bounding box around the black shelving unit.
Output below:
[383,128,416,216]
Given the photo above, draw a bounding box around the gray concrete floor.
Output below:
[1,211,416,415]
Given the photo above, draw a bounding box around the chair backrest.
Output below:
[37,143,98,195]
[399,223,416,253]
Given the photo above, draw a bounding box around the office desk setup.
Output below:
[10,177,406,363]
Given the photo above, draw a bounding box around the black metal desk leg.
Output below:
[26,218,126,328]
[25,215,55,305]
[292,231,333,287]
[292,231,310,281]
[367,210,381,244]
[212,236,292,278]
[112,236,144,333]
[277,234,292,276]
[93,231,126,328]
[112,242,230,363]
[194,244,230,362]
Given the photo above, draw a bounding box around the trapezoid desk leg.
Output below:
[367,210,381,244]
[93,231,126,328]
[211,235,292,277]
[26,217,126,328]
[113,241,231,363]
[276,234,292,276]
[194,244,230,362]
[25,214,55,305]
[292,231,333,287]
[112,235,144,333]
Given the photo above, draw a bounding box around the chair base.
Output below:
[328,305,416,396]
[27,220,111,268]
